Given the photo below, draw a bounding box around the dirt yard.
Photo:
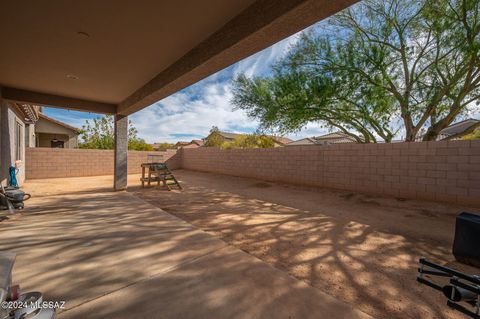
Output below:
[132,169,480,319]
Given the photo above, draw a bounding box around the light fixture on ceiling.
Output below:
[77,31,90,38]
[66,74,79,80]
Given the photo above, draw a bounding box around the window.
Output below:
[15,121,22,161]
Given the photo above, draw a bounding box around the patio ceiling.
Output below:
[0,0,357,115]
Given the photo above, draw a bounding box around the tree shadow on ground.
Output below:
[0,184,370,319]
[133,169,480,319]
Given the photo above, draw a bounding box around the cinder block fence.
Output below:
[180,140,480,206]
[26,140,480,206]
[26,148,180,179]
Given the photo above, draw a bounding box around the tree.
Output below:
[221,134,276,149]
[153,143,175,151]
[462,127,480,140]
[232,0,480,142]
[204,126,224,147]
[204,126,276,149]
[79,116,153,151]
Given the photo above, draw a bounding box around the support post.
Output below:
[114,114,128,191]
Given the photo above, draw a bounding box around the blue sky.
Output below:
[43,26,329,143]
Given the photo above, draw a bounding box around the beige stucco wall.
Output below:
[26,124,36,148]
[35,117,78,148]
[0,101,27,186]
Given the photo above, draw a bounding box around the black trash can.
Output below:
[453,212,480,268]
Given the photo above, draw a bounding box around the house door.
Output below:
[51,140,65,148]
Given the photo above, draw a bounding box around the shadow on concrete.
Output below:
[133,169,480,319]
[0,188,371,319]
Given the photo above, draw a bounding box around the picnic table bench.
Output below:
[140,162,182,190]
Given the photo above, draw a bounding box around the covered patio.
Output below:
[0,175,371,319]
[15,171,477,319]
[3,1,478,319]
[0,0,357,190]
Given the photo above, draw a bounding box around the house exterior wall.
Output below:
[0,100,28,186]
[26,124,36,147]
[25,148,180,179]
[37,133,72,148]
[181,141,480,206]
[35,117,78,148]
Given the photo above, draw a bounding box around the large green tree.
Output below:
[79,116,153,151]
[204,126,276,149]
[232,0,480,142]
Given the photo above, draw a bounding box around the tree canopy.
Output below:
[462,127,480,140]
[79,116,153,151]
[153,143,175,151]
[232,0,480,142]
[204,126,276,149]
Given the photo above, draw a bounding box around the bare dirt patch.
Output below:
[133,169,480,319]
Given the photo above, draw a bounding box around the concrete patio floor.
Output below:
[0,175,372,319]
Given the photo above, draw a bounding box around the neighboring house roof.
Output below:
[288,131,357,146]
[38,113,81,133]
[270,136,292,145]
[191,139,205,146]
[287,138,317,146]
[174,141,191,146]
[438,118,480,139]
[314,131,357,143]
[174,140,204,148]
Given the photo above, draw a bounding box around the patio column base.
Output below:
[114,114,128,191]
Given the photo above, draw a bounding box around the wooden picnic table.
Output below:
[140,162,182,190]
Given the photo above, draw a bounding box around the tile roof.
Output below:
[288,131,357,145]
[439,119,479,137]
[287,138,317,146]
[313,131,357,144]
[271,136,293,145]
[175,141,191,146]
[191,139,205,146]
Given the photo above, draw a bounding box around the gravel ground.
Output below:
[133,169,480,319]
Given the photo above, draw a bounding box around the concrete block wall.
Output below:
[26,148,179,179]
[25,141,480,205]
[181,141,480,206]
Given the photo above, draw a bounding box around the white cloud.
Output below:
[131,31,305,143]
[233,31,302,78]
[130,82,259,143]
[131,81,330,143]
